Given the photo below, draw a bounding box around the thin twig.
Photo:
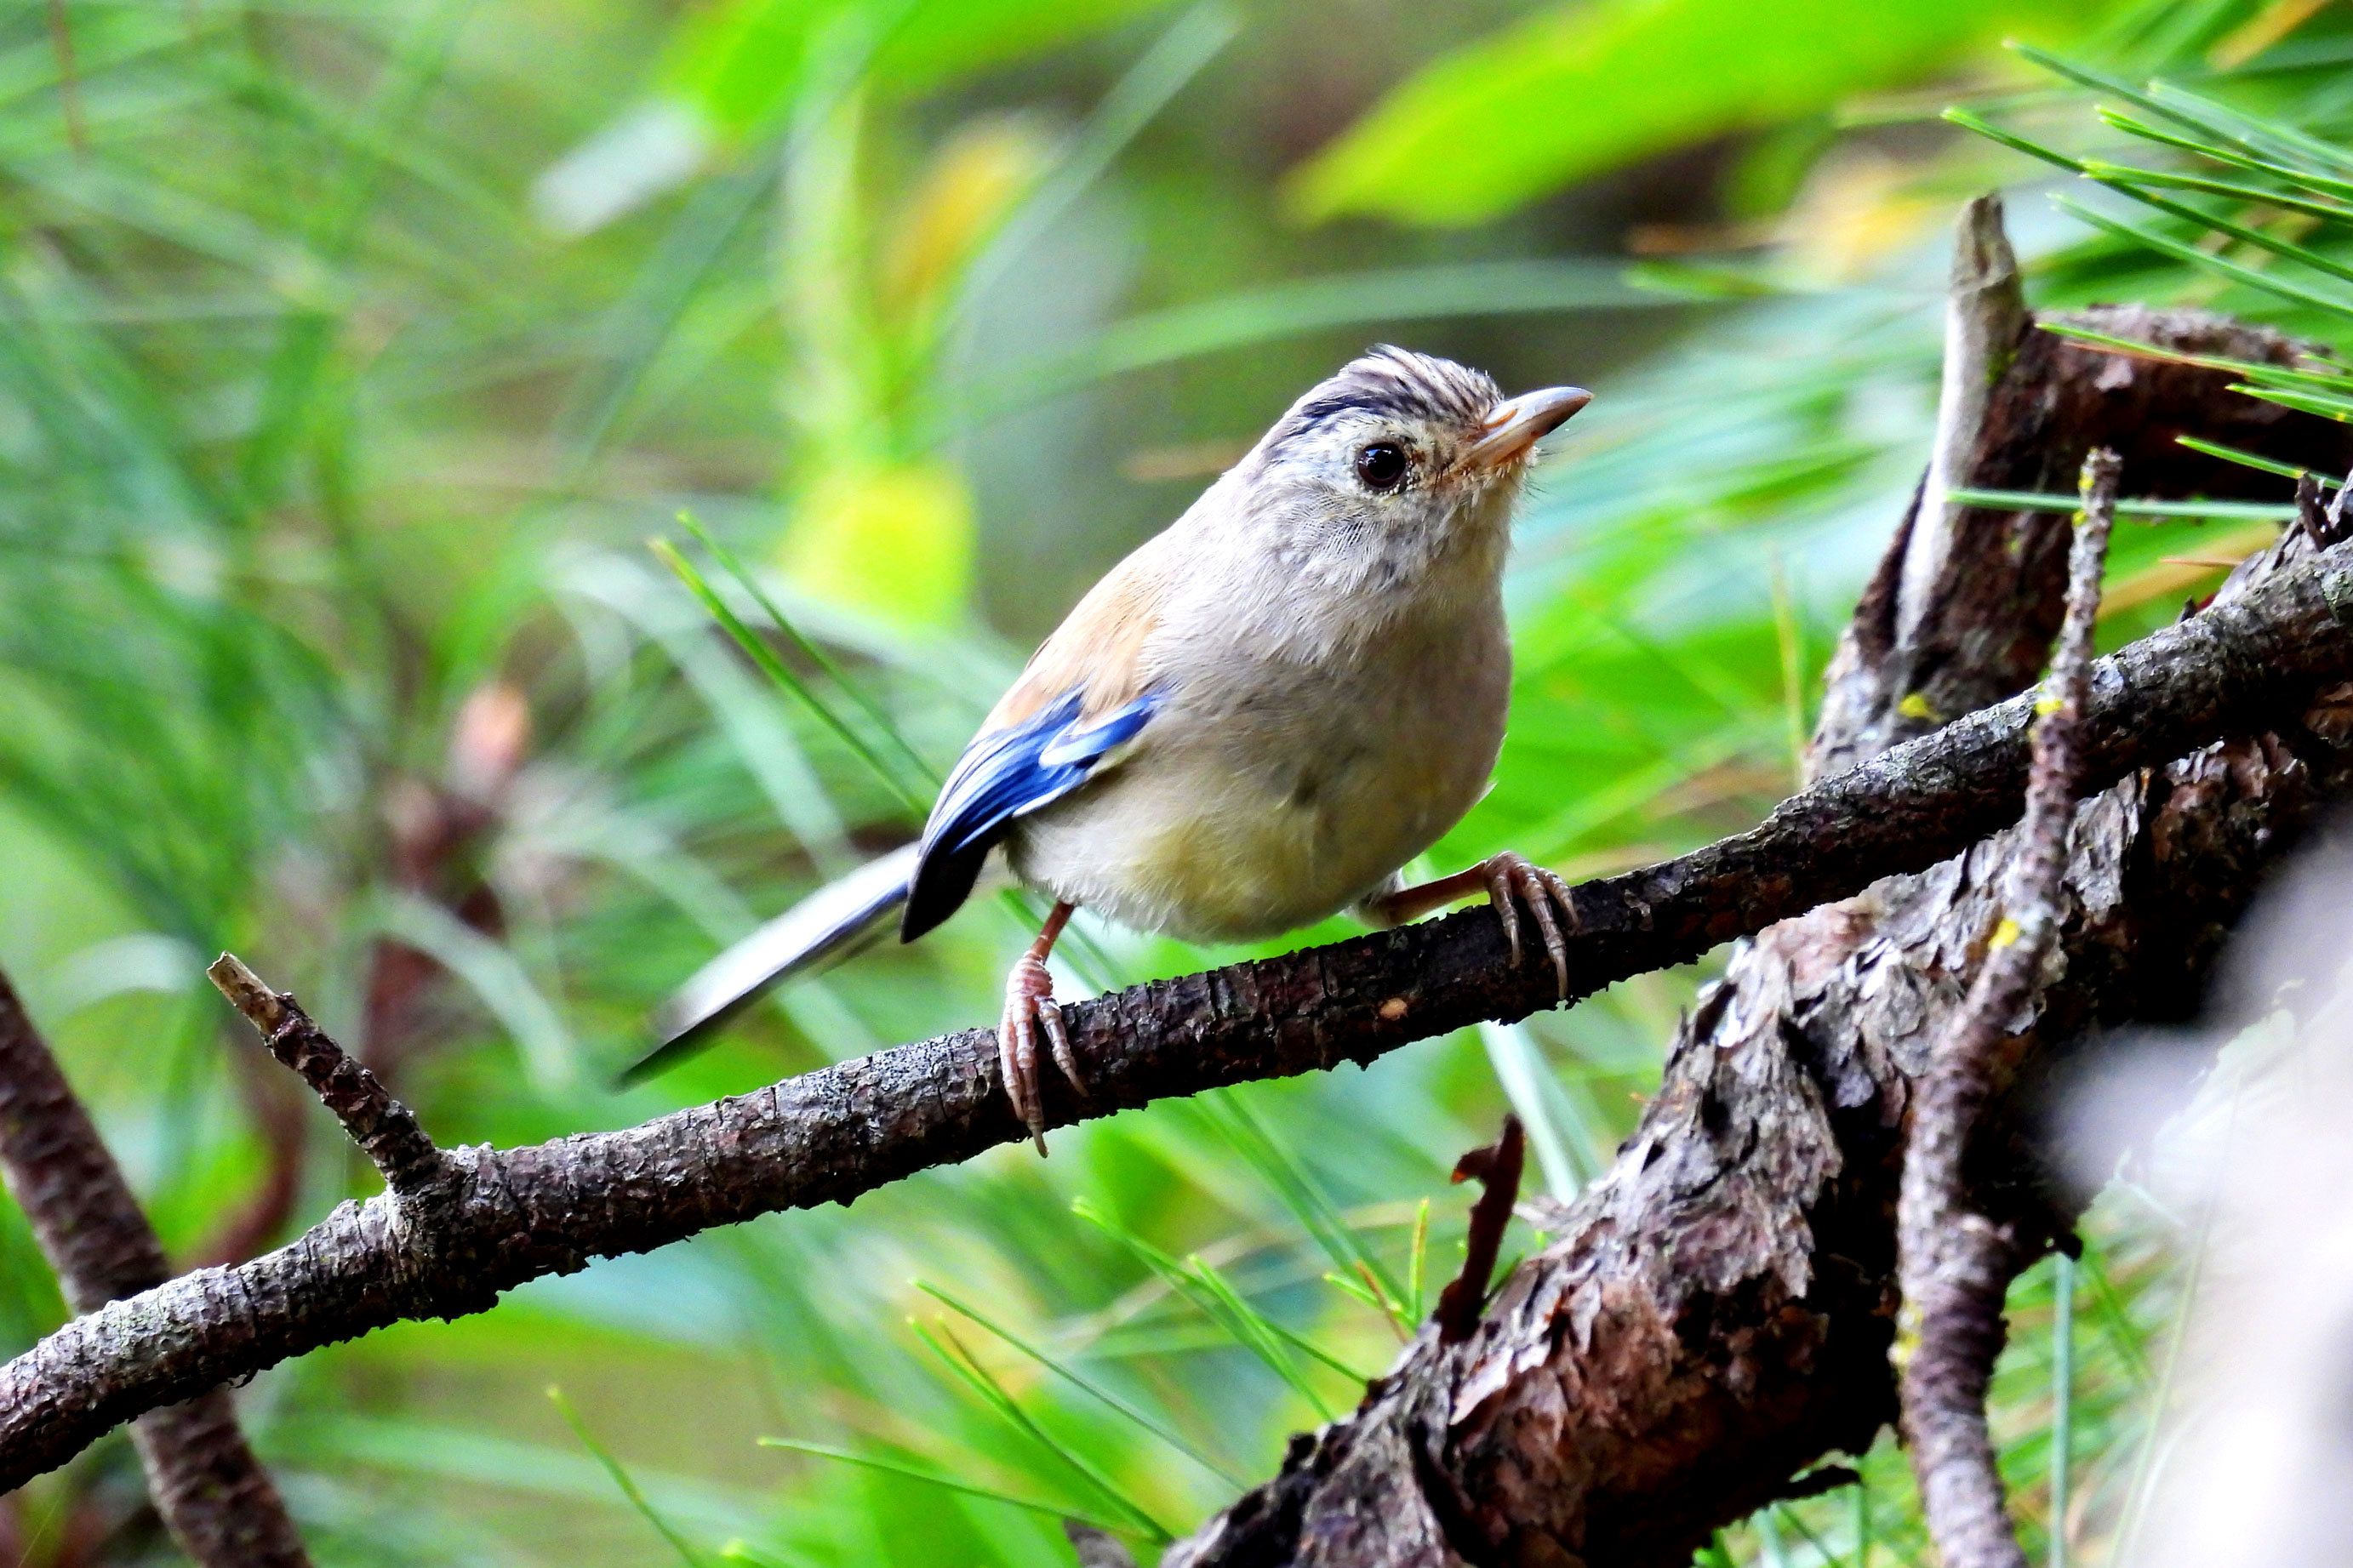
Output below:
[1894,449,2121,1568]
[1436,1115,1525,1343]
[206,953,449,1202]
[0,966,311,1566]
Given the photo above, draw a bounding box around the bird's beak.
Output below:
[1465,385,1592,470]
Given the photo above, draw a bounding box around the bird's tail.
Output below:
[622,842,918,1086]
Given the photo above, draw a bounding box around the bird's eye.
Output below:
[1354,442,1408,491]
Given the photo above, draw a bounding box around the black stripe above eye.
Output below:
[1264,348,1501,453]
[1291,384,1425,428]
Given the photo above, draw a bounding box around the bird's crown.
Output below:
[1267,346,1503,453]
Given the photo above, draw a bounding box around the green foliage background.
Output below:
[2,0,2350,1561]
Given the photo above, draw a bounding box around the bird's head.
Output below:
[1236,346,1590,573]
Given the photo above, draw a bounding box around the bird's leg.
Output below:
[1001,900,1081,1155]
[1359,852,1579,1001]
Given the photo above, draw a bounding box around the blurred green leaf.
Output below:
[914,1280,1250,1487]
[653,530,930,811]
[1073,1199,1362,1411]
[782,459,979,630]
[2225,379,2353,421]
[550,1386,712,1568]
[2054,194,2353,316]
[1288,0,2107,226]
[911,1320,1174,1542]
[668,0,1179,140]
[2082,159,2353,222]
[1943,487,2297,519]
[756,1438,1134,1532]
[2037,318,2353,392]
[1196,1092,1408,1330]
[2176,433,2344,483]
[540,0,1180,229]
[959,259,1669,425]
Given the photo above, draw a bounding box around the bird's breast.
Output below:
[1005,596,1510,943]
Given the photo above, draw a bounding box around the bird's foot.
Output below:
[1478,852,1579,1001]
[1000,953,1087,1155]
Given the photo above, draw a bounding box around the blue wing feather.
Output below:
[900,687,1159,940]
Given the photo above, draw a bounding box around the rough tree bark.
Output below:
[1165,201,2353,1567]
[0,970,311,1565]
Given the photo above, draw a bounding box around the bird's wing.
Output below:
[901,548,1169,941]
[900,687,1160,941]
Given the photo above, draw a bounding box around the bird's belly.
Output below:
[1007,648,1507,943]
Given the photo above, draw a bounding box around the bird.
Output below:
[638,346,1591,1153]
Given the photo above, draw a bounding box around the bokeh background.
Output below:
[3,0,2350,1561]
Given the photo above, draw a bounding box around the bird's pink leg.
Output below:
[1360,852,1579,1000]
[1001,900,1080,1155]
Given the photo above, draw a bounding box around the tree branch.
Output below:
[0,968,311,1565]
[0,529,2350,1492]
[1895,449,2119,1568]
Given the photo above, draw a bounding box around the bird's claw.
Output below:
[1480,852,1578,1001]
[1000,954,1087,1156]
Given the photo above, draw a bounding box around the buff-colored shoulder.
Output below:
[985,534,1172,732]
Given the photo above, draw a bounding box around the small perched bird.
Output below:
[643,347,1591,1151]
